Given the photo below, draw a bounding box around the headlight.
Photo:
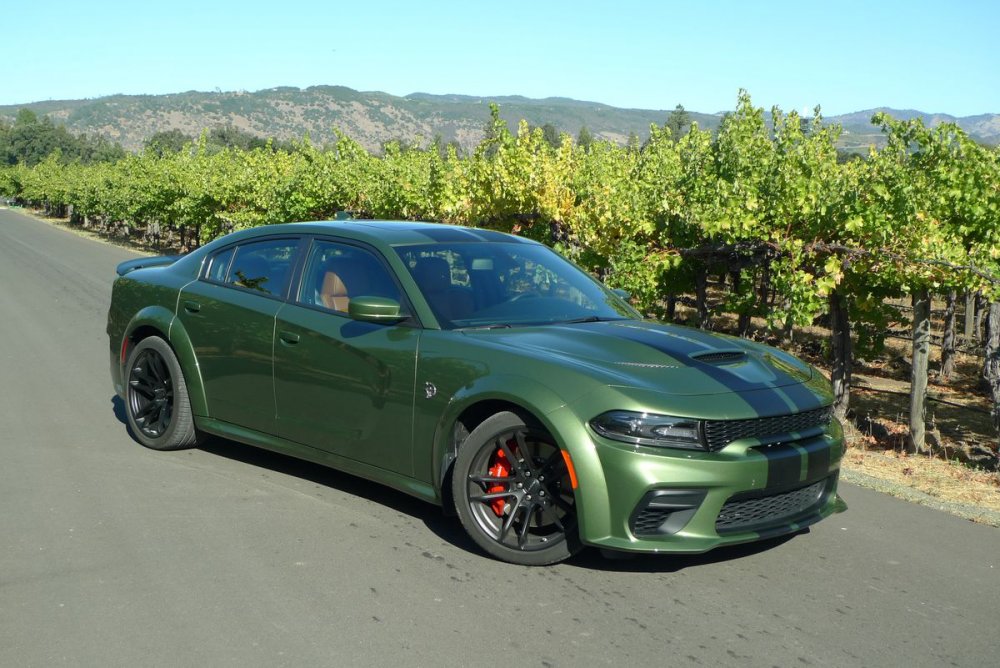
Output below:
[589,411,705,450]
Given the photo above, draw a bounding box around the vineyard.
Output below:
[3,91,1000,469]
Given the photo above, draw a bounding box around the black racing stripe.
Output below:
[608,323,820,414]
[757,443,802,489]
[610,323,714,359]
[777,378,827,413]
[805,439,832,482]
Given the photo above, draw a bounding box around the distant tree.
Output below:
[576,126,594,151]
[541,123,560,149]
[431,133,464,158]
[145,129,193,156]
[666,104,691,139]
[208,124,268,151]
[626,131,640,152]
[78,134,125,164]
[1,109,84,166]
[836,149,866,164]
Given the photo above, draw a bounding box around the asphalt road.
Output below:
[1,208,998,668]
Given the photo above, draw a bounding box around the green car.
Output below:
[107,221,846,565]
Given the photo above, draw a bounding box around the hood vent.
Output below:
[690,350,746,365]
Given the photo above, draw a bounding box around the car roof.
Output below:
[237,220,538,247]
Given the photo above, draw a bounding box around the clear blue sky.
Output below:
[3,0,997,116]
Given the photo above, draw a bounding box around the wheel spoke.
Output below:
[132,364,156,389]
[542,503,566,532]
[155,407,169,435]
[515,504,534,549]
[497,438,520,472]
[133,400,157,421]
[513,432,535,472]
[469,491,515,503]
[129,378,156,398]
[149,353,169,384]
[469,474,512,486]
[499,495,523,542]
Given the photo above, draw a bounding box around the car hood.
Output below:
[466,320,814,397]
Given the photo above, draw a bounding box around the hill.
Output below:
[0,86,996,153]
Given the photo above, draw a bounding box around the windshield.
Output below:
[395,241,639,329]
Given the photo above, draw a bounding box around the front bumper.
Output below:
[548,407,846,554]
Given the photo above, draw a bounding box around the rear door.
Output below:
[178,237,303,435]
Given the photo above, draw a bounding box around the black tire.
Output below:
[452,411,582,565]
[124,336,200,450]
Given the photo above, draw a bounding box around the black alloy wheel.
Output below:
[124,336,199,450]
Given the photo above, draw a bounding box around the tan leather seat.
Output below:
[320,271,350,312]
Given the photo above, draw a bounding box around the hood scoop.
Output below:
[690,350,746,365]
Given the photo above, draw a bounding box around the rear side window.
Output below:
[206,238,299,296]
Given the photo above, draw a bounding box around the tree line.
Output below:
[2,91,999,460]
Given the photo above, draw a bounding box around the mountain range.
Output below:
[1,86,997,153]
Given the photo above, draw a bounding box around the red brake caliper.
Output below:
[487,446,512,517]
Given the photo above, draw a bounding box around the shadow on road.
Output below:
[196,434,478,554]
[198,433,801,571]
[111,393,802,571]
[111,395,127,425]
[564,532,801,573]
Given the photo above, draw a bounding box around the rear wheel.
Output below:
[125,336,200,450]
[453,412,581,565]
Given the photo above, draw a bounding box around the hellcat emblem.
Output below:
[424,382,437,399]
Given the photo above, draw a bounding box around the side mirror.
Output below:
[348,296,407,324]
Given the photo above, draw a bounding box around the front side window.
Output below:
[298,240,406,315]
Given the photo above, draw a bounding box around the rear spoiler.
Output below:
[115,255,182,277]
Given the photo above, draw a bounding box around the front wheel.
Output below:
[124,336,200,450]
[452,412,581,565]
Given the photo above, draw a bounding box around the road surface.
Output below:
[1,208,997,667]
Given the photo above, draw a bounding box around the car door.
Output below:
[273,238,421,475]
[178,236,303,435]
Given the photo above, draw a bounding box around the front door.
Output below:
[273,239,420,475]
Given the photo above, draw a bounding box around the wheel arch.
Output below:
[430,376,573,515]
[122,306,208,417]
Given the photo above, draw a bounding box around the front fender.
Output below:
[427,375,611,538]
[428,373,577,496]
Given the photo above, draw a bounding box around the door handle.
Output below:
[183,300,201,314]
[279,330,301,345]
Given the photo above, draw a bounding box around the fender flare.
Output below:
[430,374,568,494]
[124,306,208,417]
[429,374,611,537]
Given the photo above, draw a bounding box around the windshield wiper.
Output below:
[457,323,513,330]
[556,316,624,324]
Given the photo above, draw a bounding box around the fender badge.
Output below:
[424,382,437,399]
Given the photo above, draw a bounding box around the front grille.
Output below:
[703,406,832,451]
[715,479,828,534]
[633,509,674,536]
[629,489,707,537]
